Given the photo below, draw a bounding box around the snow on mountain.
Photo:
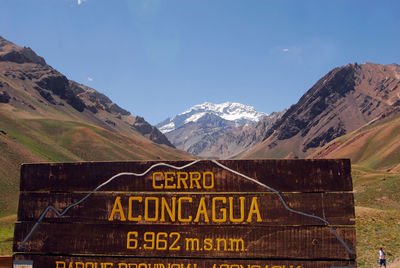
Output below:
[157,102,266,133]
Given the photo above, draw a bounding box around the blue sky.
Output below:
[1,0,399,124]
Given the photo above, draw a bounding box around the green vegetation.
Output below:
[0,215,15,255]
[307,112,400,267]
[0,111,191,217]
[1,169,399,265]
[322,112,400,173]
[353,167,400,268]
[1,108,399,267]
[0,75,191,256]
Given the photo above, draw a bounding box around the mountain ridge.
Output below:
[157,101,266,134]
[240,62,400,159]
[156,102,277,158]
[313,107,400,172]
[0,35,193,217]
[0,36,46,66]
[0,35,174,148]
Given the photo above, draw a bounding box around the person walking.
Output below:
[379,247,387,268]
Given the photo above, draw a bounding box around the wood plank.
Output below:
[0,256,12,268]
[17,192,355,226]
[13,254,357,268]
[20,160,352,192]
[13,223,356,260]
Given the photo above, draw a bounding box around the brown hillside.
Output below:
[313,110,400,268]
[313,109,400,172]
[0,36,194,217]
[240,62,400,159]
[0,35,173,147]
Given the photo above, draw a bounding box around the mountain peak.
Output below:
[241,62,400,159]
[0,35,14,49]
[157,102,266,133]
[0,35,174,148]
[156,102,280,158]
[0,35,46,66]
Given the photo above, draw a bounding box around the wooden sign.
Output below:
[13,159,356,268]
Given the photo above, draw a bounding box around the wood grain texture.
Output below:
[13,255,357,268]
[20,159,352,192]
[17,192,355,225]
[0,256,12,268]
[14,159,356,267]
[14,223,355,260]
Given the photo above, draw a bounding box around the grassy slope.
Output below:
[0,215,15,255]
[353,169,400,268]
[0,109,194,254]
[0,110,193,254]
[317,113,400,171]
[313,112,400,267]
[0,64,194,255]
[2,108,399,264]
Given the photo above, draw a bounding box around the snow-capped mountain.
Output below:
[157,102,266,134]
[155,102,282,159]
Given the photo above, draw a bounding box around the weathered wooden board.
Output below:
[14,223,355,259]
[14,159,356,267]
[13,255,357,268]
[20,160,352,192]
[13,255,356,268]
[0,256,12,267]
[17,192,355,225]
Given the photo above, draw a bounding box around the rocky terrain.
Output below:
[1,35,400,267]
[0,35,173,148]
[157,102,285,158]
[157,102,266,133]
[240,62,400,159]
[312,109,400,268]
[313,106,400,172]
[160,63,400,160]
[0,35,192,218]
[234,62,400,268]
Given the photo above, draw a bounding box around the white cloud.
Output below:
[77,0,87,5]
[279,46,303,56]
[87,77,93,82]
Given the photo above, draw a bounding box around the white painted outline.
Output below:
[17,159,353,255]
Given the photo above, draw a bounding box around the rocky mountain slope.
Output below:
[0,36,193,217]
[234,62,400,267]
[157,102,283,158]
[313,108,400,172]
[157,102,266,133]
[312,108,400,268]
[240,62,400,159]
[0,35,173,148]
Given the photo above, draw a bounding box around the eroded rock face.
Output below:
[157,102,275,158]
[0,35,175,148]
[0,90,10,103]
[35,73,86,112]
[303,121,346,152]
[132,117,175,148]
[163,110,285,159]
[0,81,11,103]
[0,50,46,66]
[0,36,46,66]
[271,65,356,142]
[241,63,400,159]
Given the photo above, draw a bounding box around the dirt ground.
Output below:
[388,258,400,268]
